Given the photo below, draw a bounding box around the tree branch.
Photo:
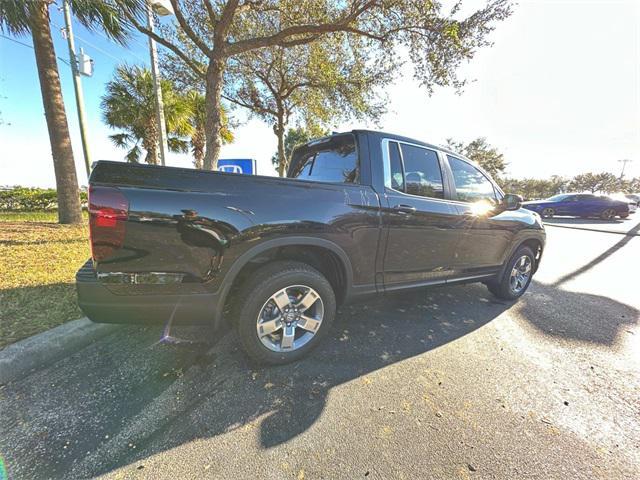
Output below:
[121,9,206,77]
[203,0,218,24]
[225,0,378,56]
[169,0,212,56]
[215,0,240,48]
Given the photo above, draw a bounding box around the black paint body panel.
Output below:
[78,130,545,326]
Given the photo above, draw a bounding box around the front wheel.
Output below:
[234,261,336,365]
[541,207,555,218]
[487,246,535,300]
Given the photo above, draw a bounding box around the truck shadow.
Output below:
[2,277,638,479]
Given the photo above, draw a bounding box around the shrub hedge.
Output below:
[0,187,87,211]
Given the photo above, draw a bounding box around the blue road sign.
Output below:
[217,159,257,175]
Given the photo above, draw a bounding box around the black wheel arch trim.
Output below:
[497,233,545,280]
[214,236,355,322]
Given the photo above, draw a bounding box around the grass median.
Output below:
[0,211,90,348]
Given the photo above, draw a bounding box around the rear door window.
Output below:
[385,141,444,199]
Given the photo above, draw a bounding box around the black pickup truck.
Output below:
[77,130,545,364]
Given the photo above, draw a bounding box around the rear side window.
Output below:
[289,135,358,184]
[388,142,405,191]
[385,141,444,199]
[447,156,497,203]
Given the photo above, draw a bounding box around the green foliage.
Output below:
[0,187,87,211]
[183,91,233,169]
[500,174,640,200]
[270,126,329,169]
[101,64,194,164]
[130,0,513,167]
[499,176,568,200]
[569,172,619,194]
[102,66,233,167]
[0,0,143,41]
[446,137,507,178]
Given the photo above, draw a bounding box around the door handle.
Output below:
[393,204,416,214]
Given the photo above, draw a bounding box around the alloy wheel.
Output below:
[541,208,554,218]
[509,255,532,294]
[601,208,615,220]
[256,285,324,352]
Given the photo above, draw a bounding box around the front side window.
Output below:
[385,141,444,199]
[447,156,497,203]
[289,134,358,184]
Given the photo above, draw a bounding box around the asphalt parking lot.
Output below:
[1,216,639,479]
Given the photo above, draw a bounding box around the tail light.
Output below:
[89,185,129,262]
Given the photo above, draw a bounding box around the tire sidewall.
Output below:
[499,246,535,300]
[600,208,614,220]
[235,264,336,364]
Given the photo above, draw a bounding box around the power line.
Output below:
[51,20,148,64]
[0,33,70,66]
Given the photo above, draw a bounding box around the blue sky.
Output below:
[1,0,639,188]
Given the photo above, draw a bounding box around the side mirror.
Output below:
[502,193,522,211]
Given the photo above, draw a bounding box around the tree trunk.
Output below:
[143,119,159,164]
[203,58,225,171]
[192,128,205,169]
[30,1,82,224]
[275,111,286,177]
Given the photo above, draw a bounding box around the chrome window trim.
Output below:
[381,138,448,202]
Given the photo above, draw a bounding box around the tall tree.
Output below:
[569,172,618,194]
[183,91,233,169]
[446,137,507,178]
[0,0,142,224]
[270,126,329,174]
[499,177,569,200]
[226,36,389,176]
[102,65,193,164]
[119,0,512,171]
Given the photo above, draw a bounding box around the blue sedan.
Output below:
[523,193,629,220]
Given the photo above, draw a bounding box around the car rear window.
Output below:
[288,134,358,184]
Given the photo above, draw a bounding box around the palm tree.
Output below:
[184,91,233,169]
[101,65,193,164]
[0,0,142,224]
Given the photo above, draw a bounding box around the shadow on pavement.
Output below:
[1,276,638,478]
[518,283,638,346]
[549,221,640,287]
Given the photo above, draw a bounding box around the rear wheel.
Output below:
[234,261,336,365]
[487,246,535,300]
[600,208,616,220]
[541,207,555,218]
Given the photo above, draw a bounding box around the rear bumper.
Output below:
[76,260,221,326]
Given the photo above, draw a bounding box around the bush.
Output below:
[0,186,87,211]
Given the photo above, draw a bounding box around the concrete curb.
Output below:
[0,318,120,385]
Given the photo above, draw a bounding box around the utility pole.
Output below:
[618,159,633,180]
[62,0,91,177]
[146,2,168,166]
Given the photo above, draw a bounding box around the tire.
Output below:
[619,213,629,219]
[541,207,555,218]
[486,246,535,300]
[234,260,336,365]
[600,208,616,220]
